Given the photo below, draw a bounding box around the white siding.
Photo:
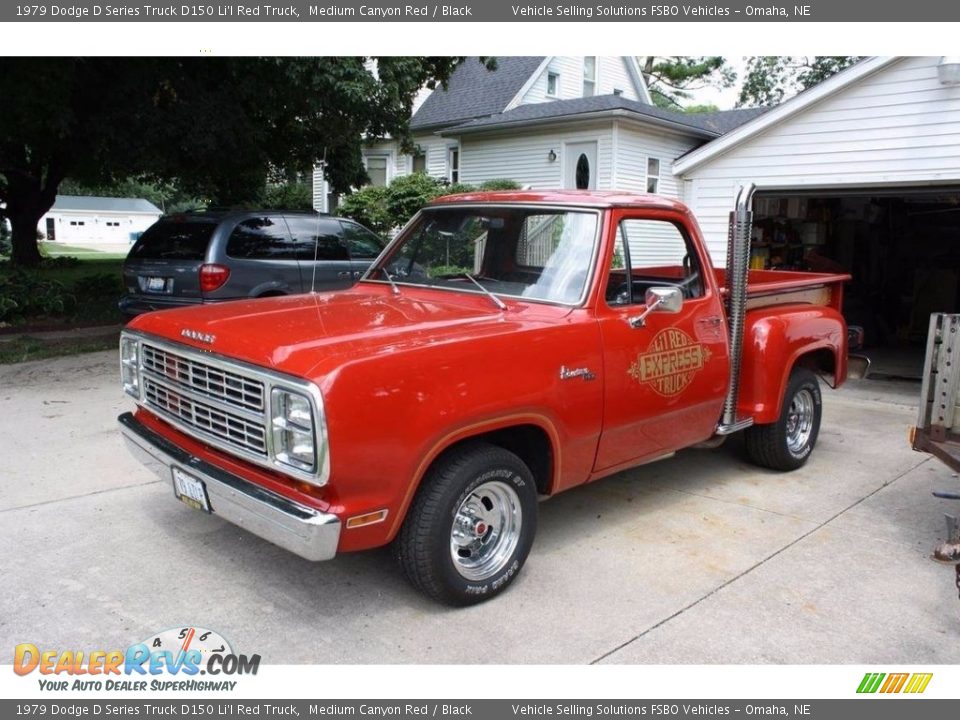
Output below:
[610,124,704,265]
[311,166,328,212]
[520,57,642,105]
[679,56,960,263]
[41,211,160,245]
[361,140,406,183]
[414,133,457,179]
[613,122,701,199]
[456,122,615,189]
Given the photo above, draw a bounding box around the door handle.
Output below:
[698,316,723,326]
[337,271,351,278]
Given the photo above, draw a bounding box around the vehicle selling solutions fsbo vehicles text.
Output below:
[510,4,810,17]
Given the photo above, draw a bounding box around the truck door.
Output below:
[594,211,730,472]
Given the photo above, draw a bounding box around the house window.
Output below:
[583,57,597,97]
[646,157,661,194]
[546,72,560,97]
[412,151,427,174]
[613,88,623,97]
[447,147,460,183]
[365,156,389,187]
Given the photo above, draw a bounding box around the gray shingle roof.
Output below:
[444,94,768,138]
[410,57,546,131]
[688,107,770,134]
[52,195,163,214]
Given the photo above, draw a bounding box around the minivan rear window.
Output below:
[129,220,216,260]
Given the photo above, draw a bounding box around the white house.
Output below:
[39,195,163,246]
[316,56,960,366]
[312,56,764,211]
[676,56,960,352]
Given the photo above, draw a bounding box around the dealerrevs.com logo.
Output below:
[857,672,933,694]
[13,627,260,692]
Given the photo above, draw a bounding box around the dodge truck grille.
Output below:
[141,343,264,413]
[143,378,268,456]
[140,342,269,458]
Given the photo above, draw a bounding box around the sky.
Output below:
[684,56,751,110]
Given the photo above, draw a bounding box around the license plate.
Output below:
[172,467,211,513]
[146,277,167,293]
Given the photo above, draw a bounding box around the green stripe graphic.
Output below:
[857,673,886,693]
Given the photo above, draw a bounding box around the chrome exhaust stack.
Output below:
[718,183,757,434]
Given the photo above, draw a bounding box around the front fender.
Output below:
[738,304,847,424]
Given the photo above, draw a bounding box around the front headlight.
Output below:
[271,388,317,472]
[120,336,140,399]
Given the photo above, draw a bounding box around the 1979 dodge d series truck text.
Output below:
[119,186,849,605]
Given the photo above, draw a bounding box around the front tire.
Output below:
[396,443,538,606]
[745,367,822,471]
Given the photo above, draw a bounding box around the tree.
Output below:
[737,56,864,107]
[58,177,204,214]
[638,56,735,110]
[0,57,477,267]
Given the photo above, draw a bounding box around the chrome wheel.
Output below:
[785,388,815,455]
[450,480,522,581]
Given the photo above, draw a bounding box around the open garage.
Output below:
[750,186,960,376]
[676,56,960,378]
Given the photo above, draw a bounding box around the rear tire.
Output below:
[396,443,538,606]
[745,367,822,471]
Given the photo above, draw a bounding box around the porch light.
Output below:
[547,149,557,162]
[937,57,960,85]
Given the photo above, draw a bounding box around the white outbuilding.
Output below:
[39,195,163,246]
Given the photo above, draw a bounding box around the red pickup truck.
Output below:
[119,188,848,605]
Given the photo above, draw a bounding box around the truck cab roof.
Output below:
[430,189,691,212]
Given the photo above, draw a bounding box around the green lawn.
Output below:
[42,243,129,261]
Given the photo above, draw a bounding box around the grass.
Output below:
[0,333,119,364]
[42,243,129,260]
[1,244,127,329]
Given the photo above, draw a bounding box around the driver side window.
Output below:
[606,218,703,306]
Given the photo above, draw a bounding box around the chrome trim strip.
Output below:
[122,329,330,487]
[119,412,340,562]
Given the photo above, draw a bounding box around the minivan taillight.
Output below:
[199,264,230,293]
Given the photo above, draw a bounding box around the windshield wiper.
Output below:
[381,267,401,296]
[463,273,506,311]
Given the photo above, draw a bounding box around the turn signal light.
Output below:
[346,510,389,529]
[199,264,230,292]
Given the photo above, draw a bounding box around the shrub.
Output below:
[338,185,392,236]
[264,181,313,211]
[73,272,124,300]
[0,271,76,323]
[385,173,448,228]
[479,179,522,191]
[339,173,520,235]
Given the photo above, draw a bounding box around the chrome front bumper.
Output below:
[119,412,341,561]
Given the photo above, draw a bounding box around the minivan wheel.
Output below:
[745,367,822,471]
[395,443,538,606]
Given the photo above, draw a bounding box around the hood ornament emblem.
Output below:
[181,328,216,344]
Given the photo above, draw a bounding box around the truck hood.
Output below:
[127,284,571,379]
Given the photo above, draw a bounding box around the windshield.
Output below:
[368,206,599,305]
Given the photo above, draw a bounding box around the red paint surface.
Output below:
[126,191,848,553]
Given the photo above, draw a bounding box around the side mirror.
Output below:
[629,286,683,329]
[645,286,683,313]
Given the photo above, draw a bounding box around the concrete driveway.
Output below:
[1,350,958,664]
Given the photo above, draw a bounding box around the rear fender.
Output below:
[738,304,847,424]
